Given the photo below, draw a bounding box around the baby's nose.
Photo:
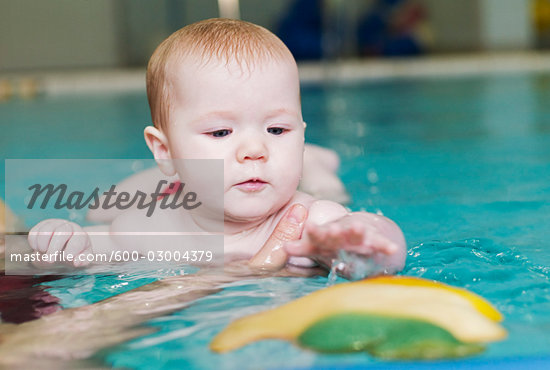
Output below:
[237,138,268,163]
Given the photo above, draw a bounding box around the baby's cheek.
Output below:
[280,151,303,179]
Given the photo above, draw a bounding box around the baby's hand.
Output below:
[285,219,398,261]
[28,219,92,267]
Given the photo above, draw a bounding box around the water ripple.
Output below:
[404,238,550,320]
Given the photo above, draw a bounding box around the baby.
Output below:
[28,18,406,274]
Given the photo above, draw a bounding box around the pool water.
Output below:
[1,72,550,368]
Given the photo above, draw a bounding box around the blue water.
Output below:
[1,72,550,368]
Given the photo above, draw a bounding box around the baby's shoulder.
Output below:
[290,191,316,207]
[302,194,349,226]
[276,192,349,226]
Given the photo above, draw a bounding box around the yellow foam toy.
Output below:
[0,199,6,233]
[211,276,506,359]
[0,199,19,234]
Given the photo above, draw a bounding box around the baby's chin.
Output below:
[223,202,284,225]
[223,209,275,224]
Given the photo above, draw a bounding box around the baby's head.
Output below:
[146,18,300,132]
[145,19,305,222]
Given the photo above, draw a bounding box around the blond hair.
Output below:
[146,18,294,130]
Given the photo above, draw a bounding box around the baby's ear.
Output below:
[144,126,176,176]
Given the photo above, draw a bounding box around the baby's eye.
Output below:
[267,127,287,135]
[208,129,232,138]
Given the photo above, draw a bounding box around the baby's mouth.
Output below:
[235,178,267,192]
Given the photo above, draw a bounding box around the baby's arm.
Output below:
[285,200,406,275]
[28,203,311,269]
[300,144,349,203]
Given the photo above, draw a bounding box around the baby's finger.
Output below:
[47,222,74,255]
[284,239,315,257]
[34,219,59,253]
[28,219,50,251]
[306,224,326,246]
[64,228,90,259]
[366,233,398,255]
[347,223,366,246]
[27,227,39,251]
[322,223,344,250]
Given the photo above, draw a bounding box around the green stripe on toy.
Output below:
[298,313,484,359]
[210,276,506,359]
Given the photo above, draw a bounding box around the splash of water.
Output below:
[327,250,388,285]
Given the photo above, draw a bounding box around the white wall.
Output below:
[422,0,533,52]
[240,0,298,31]
[480,0,533,50]
[0,0,120,71]
[0,0,537,72]
[422,0,483,51]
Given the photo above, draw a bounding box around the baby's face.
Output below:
[165,56,304,222]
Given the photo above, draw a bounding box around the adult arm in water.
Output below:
[0,204,318,367]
